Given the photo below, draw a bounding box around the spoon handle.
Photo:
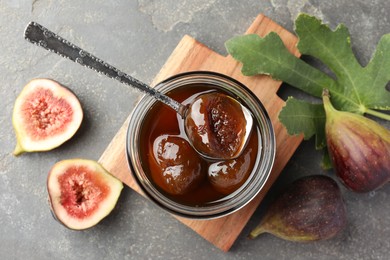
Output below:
[24,21,185,116]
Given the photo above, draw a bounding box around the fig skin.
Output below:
[47,159,123,230]
[12,78,83,156]
[323,90,390,192]
[249,175,347,242]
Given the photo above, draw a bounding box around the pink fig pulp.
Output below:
[323,89,390,192]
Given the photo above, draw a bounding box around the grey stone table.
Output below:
[1,0,389,259]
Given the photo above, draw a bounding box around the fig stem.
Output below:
[248,223,267,239]
[13,143,24,156]
[322,89,335,115]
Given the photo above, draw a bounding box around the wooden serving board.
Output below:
[99,14,303,252]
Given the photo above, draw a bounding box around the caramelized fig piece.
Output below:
[208,154,251,195]
[323,89,390,192]
[208,130,258,195]
[249,175,347,242]
[150,135,205,195]
[185,92,253,160]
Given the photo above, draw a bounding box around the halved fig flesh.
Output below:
[47,159,123,230]
[12,79,83,155]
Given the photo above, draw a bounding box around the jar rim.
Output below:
[126,71,276,219]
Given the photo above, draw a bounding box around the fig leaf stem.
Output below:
[365,109,390,121]
[323,89,390,121]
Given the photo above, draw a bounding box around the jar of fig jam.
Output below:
[126,71,275,219]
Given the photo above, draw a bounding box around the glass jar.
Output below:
[126,71,275,219]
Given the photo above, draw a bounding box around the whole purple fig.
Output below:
[323,89,390,192]
[249,175,347,242]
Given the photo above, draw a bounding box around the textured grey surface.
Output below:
[1,0,389,259]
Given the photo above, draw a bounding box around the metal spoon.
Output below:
[24,22,252,160]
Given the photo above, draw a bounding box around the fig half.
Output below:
[249,175,347,242]
[323,89,390,192]
[47,159,123,230]
[12,79,83,155]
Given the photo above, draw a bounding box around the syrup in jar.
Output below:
[139,84,260,206]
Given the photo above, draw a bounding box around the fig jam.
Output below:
[185,92,250,159]
[139,84,259,206]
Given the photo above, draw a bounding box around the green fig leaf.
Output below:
[225,32,336,98]
[294,14,390,113]
[225,13,390,153]
[279,97,326,149]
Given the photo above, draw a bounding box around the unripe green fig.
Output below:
[323,89,390,192]
[249,175,347,242]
